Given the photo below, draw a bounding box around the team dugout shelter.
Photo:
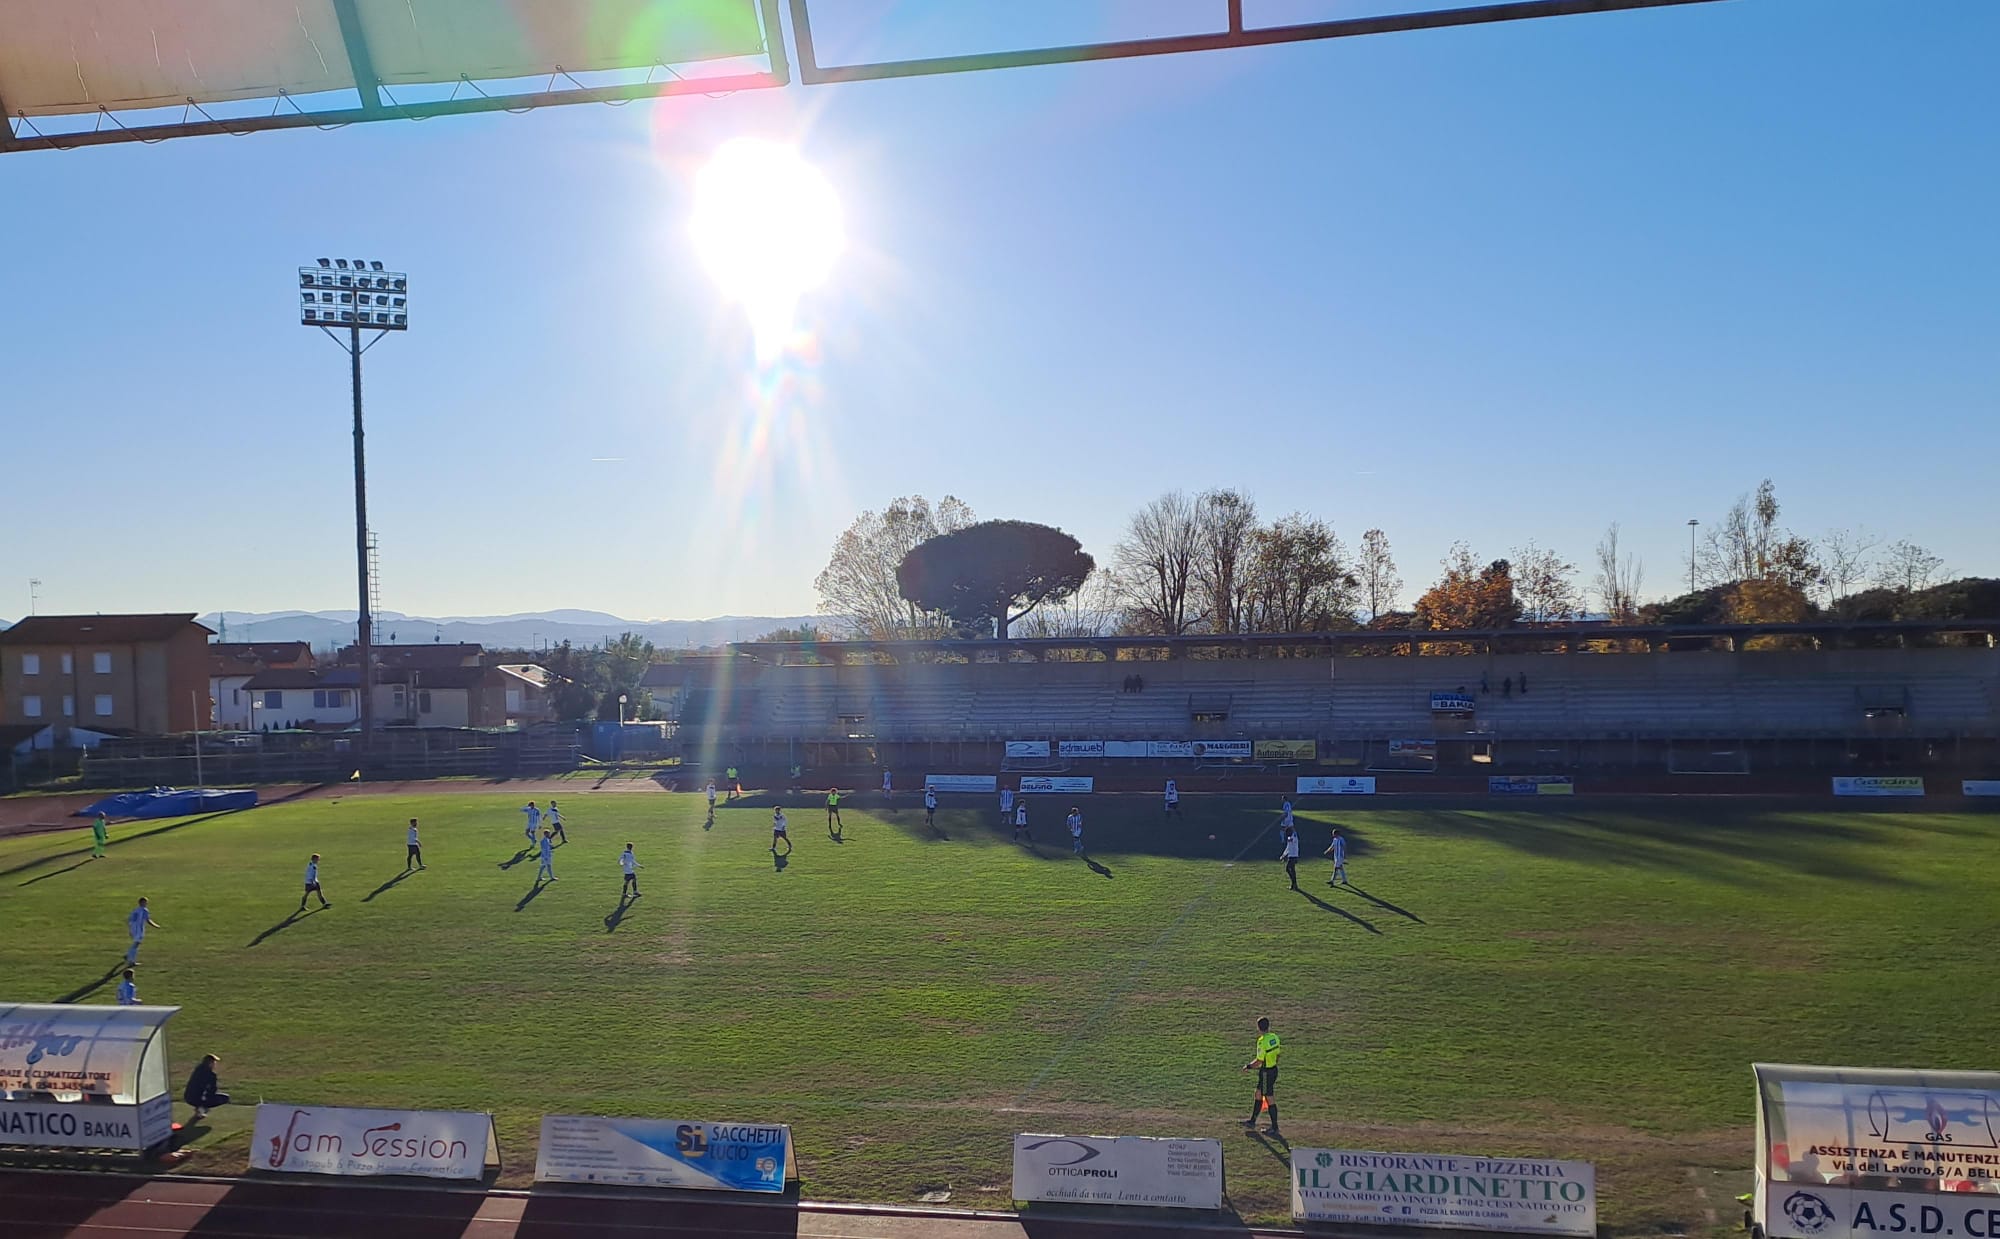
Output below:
[0,1003,180,1154]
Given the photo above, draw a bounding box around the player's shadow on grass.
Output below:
[18,858,95,887]
[1298,888,1380,934]
[55,964,124,1004]
[516,879,549,911]
[1245,1129,1291,1168]
[604,895,637,932]
[497,848,534,870]
[1085,858,1114,879]
[1343,884,1424,923]
[772,851,789,872]
[361,870,415,902]
[247,906,322,947]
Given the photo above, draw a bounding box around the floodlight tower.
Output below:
[298,258,410,752]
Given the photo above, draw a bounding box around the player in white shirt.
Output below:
[546,800,567,845]
[1324,829,1348,886]
[405,819,425,871]
[881,769,894,803]
[770,807,791,855]
[522,801,542,849]
[706,782,718,814]
[1279,824,1301,890]
[299,854,331,912]
[999,786,1015,821]
[117,969,138,1005]
[1013,800,1030,843]
[1067,807,1084,856]
[1164,779,1180,818]
[125,897,160,964]
[620,843,642,898]
[924,786,938,828]
[1280,797,1295,829]
[535,831,557,882]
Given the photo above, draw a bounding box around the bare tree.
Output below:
[1819,527,1880,613]
[1593,523,1645,622]
[1243,514,1357,633]
[1113,491,1204,635]
[1511,540,1581,623]
[1698,479,1820,592]
[814,495,974,639]
[1357,528,1403,621]
[1015,569,1122,640]
[1874,540,1946,594]
[1193,489,1259,635]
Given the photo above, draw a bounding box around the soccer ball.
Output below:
[1208,834,1216,840]
[1783,1192,1836,1234]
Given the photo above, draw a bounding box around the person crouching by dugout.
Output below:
[184,1054,230,1121]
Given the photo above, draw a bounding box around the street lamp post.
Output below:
[1687,519,1700,595]
[299,259,410,764]
[618,693,629,726]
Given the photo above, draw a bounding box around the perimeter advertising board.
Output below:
[251,1103,499,1179]
[0,1002,178,1152]
[1755,1065,2000,1239]
[1058,740,1105,759]
[1965,782,2000,797]
[1431,693,1477,714]
[1291,1148,1596,1236]
[535,1115,792,1192]
[1489,776,1575,796]
[1013,1133,1224,1209]
[1255,739,1318,762]
[1298,776,1377,795]
[924,774,997,793]
[1832,778,1924,798]
[1005,740,1050,759]
[1149,740,1196,758]
[1193,740,1252,759]
[1018,776,1094,794]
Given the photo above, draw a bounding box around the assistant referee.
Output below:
[1240,1016,1283,1139]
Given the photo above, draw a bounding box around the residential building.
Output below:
[0,614,212,739]
[242,668,361,730]
[210,641,315,729]
[495,664,558,726]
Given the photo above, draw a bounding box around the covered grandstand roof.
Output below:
[0,0,765,117]
[731,620,2000,663]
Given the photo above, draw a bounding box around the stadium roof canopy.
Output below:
[0,0,785,151]
[732,620,2000,664]
[2,0,1724,153]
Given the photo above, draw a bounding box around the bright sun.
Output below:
[691,138,845,357]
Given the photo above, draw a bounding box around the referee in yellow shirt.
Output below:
[1240,1016,1283,1139]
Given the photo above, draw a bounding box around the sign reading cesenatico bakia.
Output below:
[1292,1148,1597,1236]
[534,1116,792,1193]
[0,1095,173,1151]
[1013,1133,1224,1209]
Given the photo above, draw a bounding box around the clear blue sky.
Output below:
[2,0,1994,622]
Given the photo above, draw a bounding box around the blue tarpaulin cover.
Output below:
[76,787,258,819]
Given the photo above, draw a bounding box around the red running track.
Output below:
[0,1170,1287,1239]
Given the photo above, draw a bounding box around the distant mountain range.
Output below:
[189,610,823,652]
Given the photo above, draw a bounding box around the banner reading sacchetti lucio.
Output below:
[535,1115,792,1192]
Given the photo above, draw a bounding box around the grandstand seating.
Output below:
[671,646,2000,748]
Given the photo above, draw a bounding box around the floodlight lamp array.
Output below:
[299,260,409,330]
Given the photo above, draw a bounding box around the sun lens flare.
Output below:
[691,138,845,359]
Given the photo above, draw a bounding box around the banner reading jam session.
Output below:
[250,1103,499,1180]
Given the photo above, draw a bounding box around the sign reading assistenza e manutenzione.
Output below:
[1292,1148,1596,1236]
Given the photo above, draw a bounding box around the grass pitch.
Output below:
[2,787,1996,1230]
